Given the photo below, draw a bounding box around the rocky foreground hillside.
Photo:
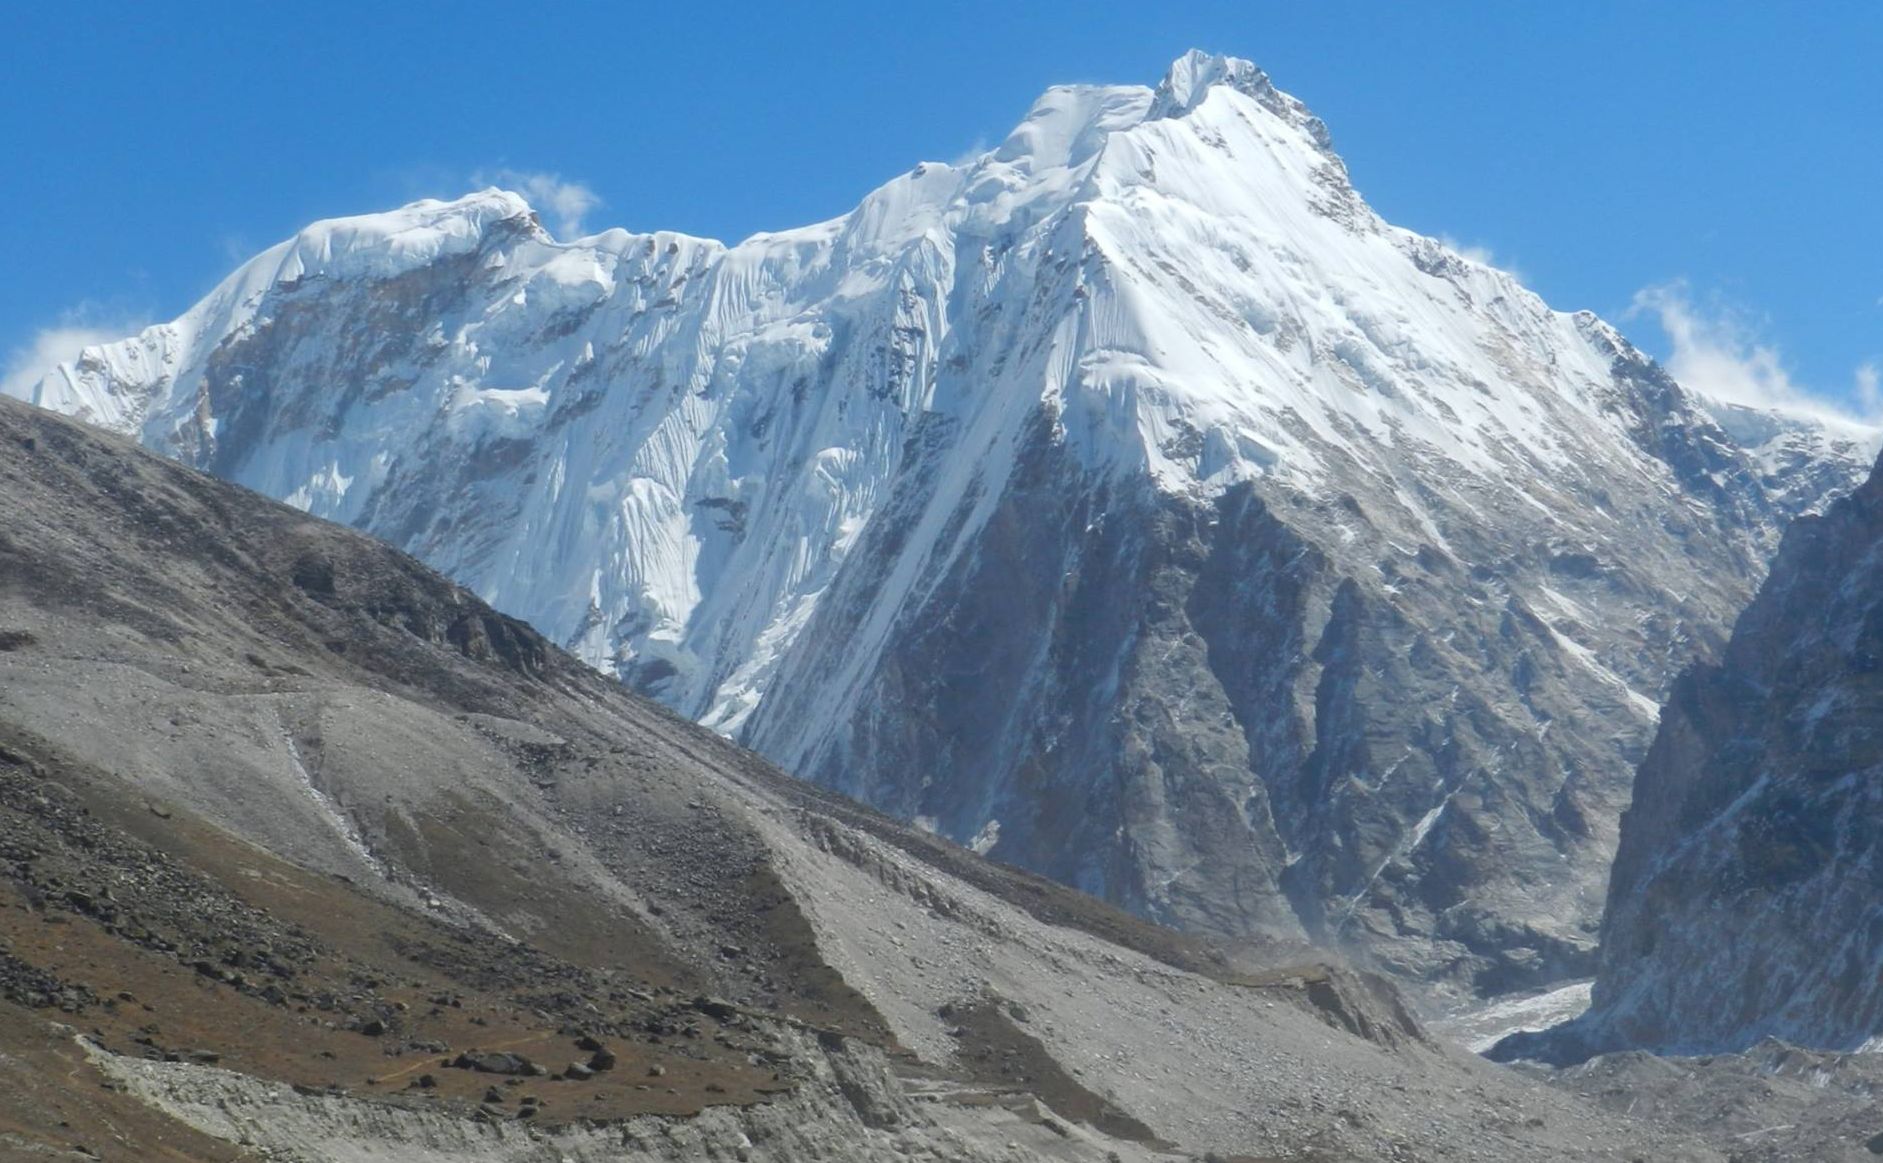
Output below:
[18,53,1876,995]
[0,394,1751,1161]
[1493,448,1883,1066]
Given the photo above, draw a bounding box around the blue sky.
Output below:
[5,2,1879,413]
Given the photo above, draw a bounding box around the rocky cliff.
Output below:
[1494,447,1883,1063]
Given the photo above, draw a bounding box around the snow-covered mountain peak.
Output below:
[238,188,544,294]
[23,188,552,438]
[1152,49,1272,119]
[16,54,1879,989]
[1150,50,1338,151]
[1155,49,1260,109]
[990,82,1153,170]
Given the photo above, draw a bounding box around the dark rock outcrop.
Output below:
[1495,452,1883,1063]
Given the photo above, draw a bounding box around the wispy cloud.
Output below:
[948,138,991,168]
[1631,281,1880,424]
[219,232,258,267]
[1439,235,1524,283]
[472,169,601,238]
[1,312,147,402]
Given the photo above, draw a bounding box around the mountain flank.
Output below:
[1494,444,1883,1066]
[20,53,1874,994]
[0,393,1734,1160]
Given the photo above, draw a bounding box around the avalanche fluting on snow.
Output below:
[16,50,1876,995]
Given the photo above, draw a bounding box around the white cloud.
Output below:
[1,317,145,402]
[219,232,258,266]
[1439,234,1524,282]
[473,169,601,238]
[948,138,991,168]
[1630,281,1880,424]
[1439,235,1495,266]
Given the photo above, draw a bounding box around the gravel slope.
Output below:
[0,393,1716,1160]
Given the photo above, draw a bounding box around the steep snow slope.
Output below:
[18,51,1875,992]
[1493,453,1883,1064]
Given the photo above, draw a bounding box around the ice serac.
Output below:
[1493,452,1883,1064]
[18,51,1876,992]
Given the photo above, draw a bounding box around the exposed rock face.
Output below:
[1494,452,1883,1063]
[14,52,1875,991]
